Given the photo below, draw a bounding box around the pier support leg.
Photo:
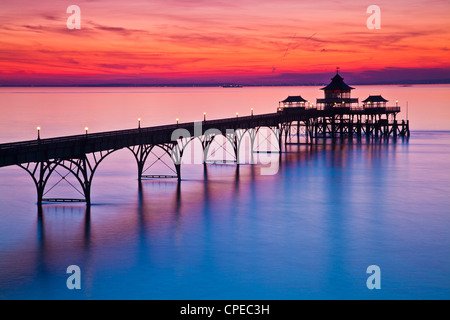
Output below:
[175,163,181,182]
[248,128,257,164]
[284,125,289,147]
[357,119,362,138]
[331,117,335,139]
[129,144,153,182]
[36,162,45,207]
[226,129,248,164]
[314,119,318,141]
[82,156,92,207]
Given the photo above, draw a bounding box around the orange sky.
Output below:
[0,0,449,84]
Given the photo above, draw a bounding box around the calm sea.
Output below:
[0,85,449,299]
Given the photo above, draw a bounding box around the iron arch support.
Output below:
[18,149,118,206]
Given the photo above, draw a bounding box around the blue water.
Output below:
[0,131,449,299]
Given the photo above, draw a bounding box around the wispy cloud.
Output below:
[0,0,448,84]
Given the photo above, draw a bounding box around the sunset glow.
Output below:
[0,0,449,85]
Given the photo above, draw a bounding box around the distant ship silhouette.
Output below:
[222,84,243,88]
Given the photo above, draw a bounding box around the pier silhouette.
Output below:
[0,73,410,207]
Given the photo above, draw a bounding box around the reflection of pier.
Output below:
[0,72,409,207]
[0,139,405,297]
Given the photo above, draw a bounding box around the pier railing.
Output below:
[287,105,401,112]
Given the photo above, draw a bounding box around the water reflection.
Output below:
[36,206,47,283]
[1,133,449,299]
[30,137,410,261]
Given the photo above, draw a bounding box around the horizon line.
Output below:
[1,80,449,87]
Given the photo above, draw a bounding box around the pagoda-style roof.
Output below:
[281,95,307,103]
[321,73,354,91]
[362,95,388,103]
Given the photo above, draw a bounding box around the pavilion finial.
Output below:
[336,67,340,74]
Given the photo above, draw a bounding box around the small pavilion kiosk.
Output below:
[316,69,358,110]
[362,94,394,124]
[278,95,309,113]
[362,95,388,109]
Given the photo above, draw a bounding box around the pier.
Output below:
[0,72,410,206]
